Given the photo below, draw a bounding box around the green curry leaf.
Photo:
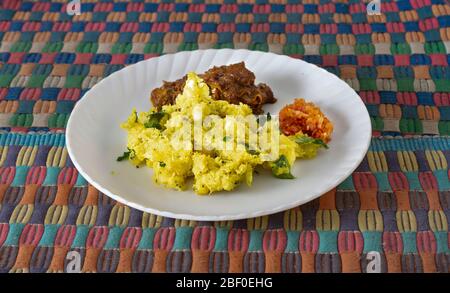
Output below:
[294,136,329,149]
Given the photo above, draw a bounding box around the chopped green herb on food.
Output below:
[244,143,260,156]
[274,172,295,179]
[144,111,167,130]
[117,151,130,161]
[271,155,294,179]
[267,112,271,121]
[223,136,231,142]
[116,148,135,162]
[159,162,166,167]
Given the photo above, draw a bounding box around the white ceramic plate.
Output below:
[66,49,371,221]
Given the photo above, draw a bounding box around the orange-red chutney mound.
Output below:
[279,98,333,143]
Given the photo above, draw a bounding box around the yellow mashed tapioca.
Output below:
[120,73,326,195]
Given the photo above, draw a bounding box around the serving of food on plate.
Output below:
[66,49,371,220]
[118,63,333,195]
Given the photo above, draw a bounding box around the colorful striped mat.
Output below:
[0,0,449,273]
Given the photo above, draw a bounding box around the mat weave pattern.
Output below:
[0,0,449,273]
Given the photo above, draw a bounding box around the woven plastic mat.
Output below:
[0,0,449,273]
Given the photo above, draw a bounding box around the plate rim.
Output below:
[66,48,372,220]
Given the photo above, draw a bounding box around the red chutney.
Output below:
[279,98,333,143]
